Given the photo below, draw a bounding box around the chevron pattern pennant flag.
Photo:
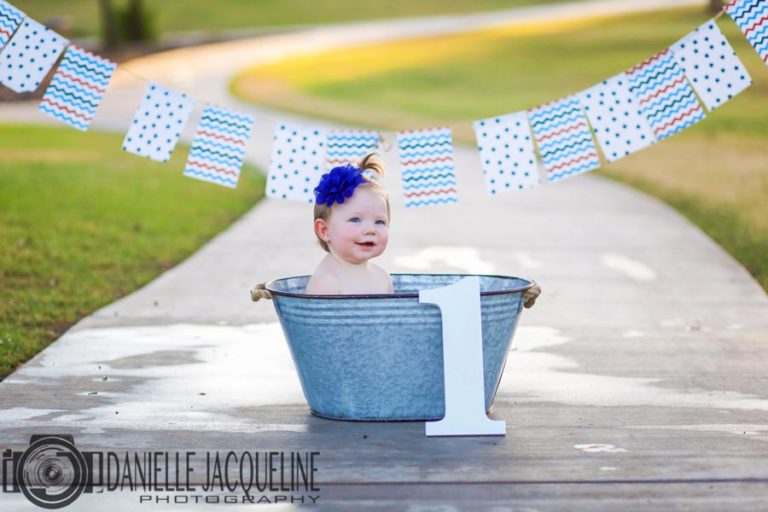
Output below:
[397,128,459,208]
[122,83,195,162]
[726,0,768,65]
[0,18,67,93]
[528,96,600,182]
[627,49,706,141]
[267,123,327,203]
[578,73,656,163]
[325,130,380,169]
[0,1,24,47]
[671,20,752,111]
[473,112,540,194]
[38,45,115,131]
[184,105,254,188]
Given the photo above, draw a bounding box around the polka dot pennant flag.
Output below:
[472,112,540,195]
[528,95,600,183]
[122,83,195,163]
[0,1,24,48]
[626,49,705,141]
[397,127,459,208]
[183,105,254,188]
[267,123,327,203]
[725,0,768,66]
[325,129,380,170]
[39,45,115,131]
[578,73,656,163]
[0,18,67,93]
[670,20,752,111]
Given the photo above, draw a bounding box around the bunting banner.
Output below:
[0,0,23,47]
[626,49,706,141]
[267,123,327,203]
[184,105,254,188]
[38,45,115,131]
[528,96,600,182]
[578,73,656,162]
[671,20,752,111]
[397,128,459,208]
[0,18,67,93]
[473,112,540,194]
[122,83,195,162]
[325,130,380,170]
[726,0,768,65]
[0,0,763,205]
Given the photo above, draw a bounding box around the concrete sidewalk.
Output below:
[2,0,768,509]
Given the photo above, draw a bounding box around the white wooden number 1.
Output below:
[419,276,506,437]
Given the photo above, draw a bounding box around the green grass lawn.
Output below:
[20,0,572,38]
[0,124,265,381]
[232,7,768,291]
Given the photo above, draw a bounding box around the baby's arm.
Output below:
[305,272,341,295]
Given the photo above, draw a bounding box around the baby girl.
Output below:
[305,154,394,295]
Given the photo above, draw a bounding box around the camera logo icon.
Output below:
[14,435,88,509]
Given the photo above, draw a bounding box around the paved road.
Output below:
[2,0,768,510]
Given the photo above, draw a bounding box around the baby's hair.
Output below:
[314,153,390,253]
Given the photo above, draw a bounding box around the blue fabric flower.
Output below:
[314,164,365,207]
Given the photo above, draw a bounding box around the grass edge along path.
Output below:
[0,124,265,381]
[231,7,768,292]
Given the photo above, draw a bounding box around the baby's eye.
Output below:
[376,220,387,226]
[348,217,361,223]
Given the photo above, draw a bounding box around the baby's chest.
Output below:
[340,272,390,295]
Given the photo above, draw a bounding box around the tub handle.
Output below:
[250,282,273,302]
[522,283,541,309]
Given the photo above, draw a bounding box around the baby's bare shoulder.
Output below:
[369,263,391,278]
[305,271,341,295]
[370,264,394,293]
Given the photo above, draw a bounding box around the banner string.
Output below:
[104,6,730,139]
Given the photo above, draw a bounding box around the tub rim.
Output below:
[265,273,534,300]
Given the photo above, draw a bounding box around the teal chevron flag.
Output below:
[397,128,459,208]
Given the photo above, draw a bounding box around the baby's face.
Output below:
[323,187,389,265]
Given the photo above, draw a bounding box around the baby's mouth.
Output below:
[356,241,376,248]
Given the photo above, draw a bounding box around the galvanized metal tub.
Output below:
[265,273,533,421]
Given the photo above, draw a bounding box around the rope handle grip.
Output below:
[250,282,273,302]
[522,283,541,309]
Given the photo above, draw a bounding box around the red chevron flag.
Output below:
[726,0,768,65]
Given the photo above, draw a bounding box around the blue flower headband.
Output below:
[314,164,366,207]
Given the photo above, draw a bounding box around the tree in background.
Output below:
[709,0,725,14]
[98,0,155,50]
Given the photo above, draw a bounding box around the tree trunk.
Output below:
[98,0,119,50]
[125,0,147,42]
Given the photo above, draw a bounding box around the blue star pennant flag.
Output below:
[578,73,656,163]
[267,123,327,203]
[122,83,195,163]
[473,112,541,194]
[0,18,67,93]
[670,20,752,111]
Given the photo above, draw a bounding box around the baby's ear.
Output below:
[314,218,330,242]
